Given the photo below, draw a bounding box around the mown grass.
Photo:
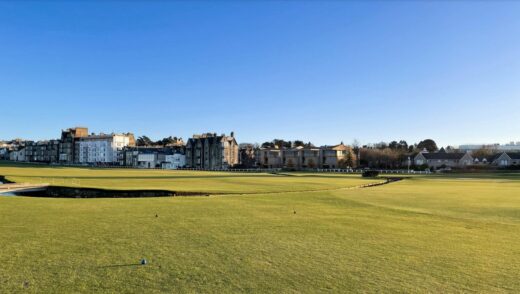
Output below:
[0,163,519,292]
[0,162,376,193]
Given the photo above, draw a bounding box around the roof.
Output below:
[79,133,128,140]
[126,147,179,155]
[331,143,349,151]
[420,152,468,160]
[475,153,502,163]
[506,152,520,160]
[316,143,351,151]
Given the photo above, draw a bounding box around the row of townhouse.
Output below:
[414,148,520,168]
[4,127,136,166]
[3,130,357,170]
[256,143,356,169]
[2,127,240,170]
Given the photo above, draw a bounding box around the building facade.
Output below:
[185,133,239,169]
[414,149,473,168]
[76,133,135,165]
[163,153,186,169]
[122,146,185,169]
[491,152,520,167]
[256,143,356,169]
[9,148,26,162]
[59,127,88,164]
[25,140,60,163]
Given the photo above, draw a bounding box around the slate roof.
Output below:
[506,152,520,160]
[472,153,498,162]
[420,152,467,160]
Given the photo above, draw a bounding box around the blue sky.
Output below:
[0,1,519,147]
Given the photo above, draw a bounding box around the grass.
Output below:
[1,162,519,292]
[0,162,378,193]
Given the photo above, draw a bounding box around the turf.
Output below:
[1,163,519,292]
[0,162,377,193]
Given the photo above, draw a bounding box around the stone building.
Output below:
[185,132,239,169]
[59,127,88,164]
[256,143,356,169]
[321,144,355,168]
[25,140,60,163]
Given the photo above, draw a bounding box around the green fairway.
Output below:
[0,162,377,194]
[1,164,519,292]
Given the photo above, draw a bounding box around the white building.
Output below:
[9,148,26,162]
[491,152,520,167]
[77,134,134,165]
[497,142,520,152]
[162,153,186,169]
[0,148,8,159]
[137,152,160,169]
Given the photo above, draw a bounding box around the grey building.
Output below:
[414,148,473,168]
[59,127,89,164]
[185,133,239,169]
[24,140,60,163]
[491,152,520,167]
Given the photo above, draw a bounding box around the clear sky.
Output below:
[0,1,519,147]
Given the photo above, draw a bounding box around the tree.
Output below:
[388,140,408,151]
[307,159,316,168]
[389,141,399,150]
[346,151,354,168]
[417,139,438,152]
[273,139,291,149]
[261,142,275,148]
[375,142,388,150]
[286,159,294,168]
[293,140,305,148]
[158,136,182,146]
[472,148,493,159]
[136,136,153,146]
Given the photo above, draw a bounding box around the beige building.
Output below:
[185,132,239,169]
[257,143,356,169]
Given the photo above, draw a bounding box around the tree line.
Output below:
[136,136,182,147]
[357,139,438,169]
[261,139,315,149]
